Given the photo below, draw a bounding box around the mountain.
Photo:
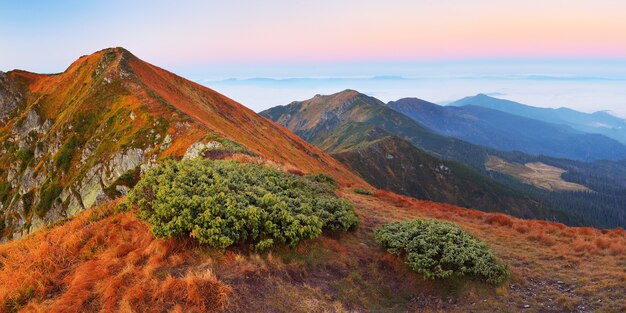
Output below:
[0,49,624,312]
[327,126,570,220]
[261,90,579,223]
[262,90,626,228]
[0,48,362,240]
[387,97,626,161]
[262,90,493,168]
[449,94,626,145]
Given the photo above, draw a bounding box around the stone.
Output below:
[183,141,222,160]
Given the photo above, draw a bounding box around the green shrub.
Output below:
[127,159,359,250]
[354,188,374,195]
[55,135,81,174]
[374,218,508,284]
[304,173,338,190]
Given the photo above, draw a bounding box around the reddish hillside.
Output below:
[0,189,623,312]
[1,48,623,312]
[8,48,360,181]
[0,48,365,240]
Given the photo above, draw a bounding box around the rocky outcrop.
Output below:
[183,141,223,160]
[0,71,23,125]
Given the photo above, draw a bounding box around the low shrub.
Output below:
[374,218,508,284]
[127,159,359,250]
[304,173,338,190]
[353,188,374,195]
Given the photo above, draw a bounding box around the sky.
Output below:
[1,0,626,114]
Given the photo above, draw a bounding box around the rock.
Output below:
[79,164,106,210]
[523,304,530,309]
[183,141,222,160]
[115,185,130,196]
[0,71,23,124]
[159,134,172,152]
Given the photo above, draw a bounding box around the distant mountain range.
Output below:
[262,90,577,224]
[262,90,626,228]
[388,97,626,161]
[449,94,626,145]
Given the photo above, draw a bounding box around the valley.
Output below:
[485,156,590,192]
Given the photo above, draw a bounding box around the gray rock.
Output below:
[183,141,222,160]
[0,71,23,124]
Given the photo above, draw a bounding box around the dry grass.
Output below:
[1,186,624,312]
[0,201,230,313]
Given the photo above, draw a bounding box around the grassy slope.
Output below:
[331,134,577,223]
[0,189,623,312]
[0,48,365,239]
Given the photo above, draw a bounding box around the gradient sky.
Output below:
[1,0,626,113]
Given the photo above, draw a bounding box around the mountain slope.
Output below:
[329,129,571,221]
[0,48,363,240]
[387,97,626,161]
[262,90,494,168]
[262,90,626,228]
[449,94,626,145]
[261,91,581,223]
[0,50,624,312]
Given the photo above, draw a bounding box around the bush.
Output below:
[374,218,508,284]
[353,188,374,195]
[127,159,359,250]
[304,173,338,190]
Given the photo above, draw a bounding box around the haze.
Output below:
[1,0,625,114]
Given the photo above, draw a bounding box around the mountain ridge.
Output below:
[388,97,626,161]
[0,48,364,240]
[449,94,626,144]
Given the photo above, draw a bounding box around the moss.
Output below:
[15,147,34,171]
[36,182,62,218]
[0,181,11,204]
[55,135,81,174]
[103,166,141,198]
[21,190,35,218]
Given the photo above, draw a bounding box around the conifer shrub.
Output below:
[374,218,508,284]
[126,159,359,250]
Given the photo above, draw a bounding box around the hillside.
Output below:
[261,90,626,228]
[449,94,626,145]
[0,48,363,241]
[388,97,626,161]
[0,188,623,312]
[0,49,624,312]
[328,129,572,221]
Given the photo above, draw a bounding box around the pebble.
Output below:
[523,304,531,309]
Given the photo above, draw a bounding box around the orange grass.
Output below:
[0,201,230,313]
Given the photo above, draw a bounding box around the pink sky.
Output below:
[2,0,626,72]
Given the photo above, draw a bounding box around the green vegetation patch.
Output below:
[36,181,62,218]
[55,135,81,174]
[374,218,508,284]
[304,173,338,190]
[127,159,359,250]
[353,188,374,195]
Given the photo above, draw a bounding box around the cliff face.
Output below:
[0,48,362,240]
